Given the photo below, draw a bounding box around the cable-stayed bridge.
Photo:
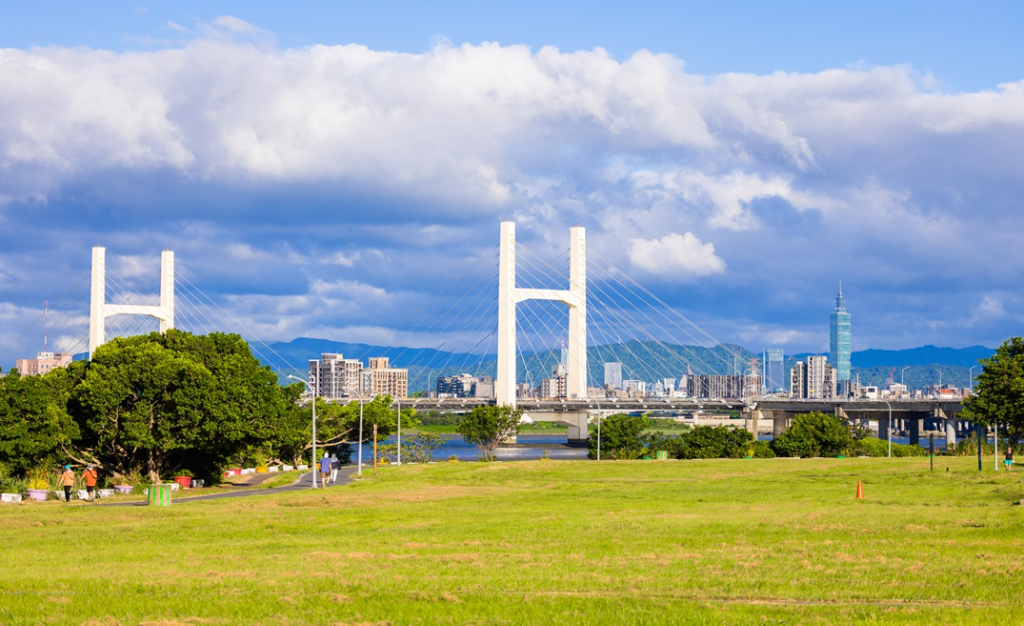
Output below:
[0,221,966,445]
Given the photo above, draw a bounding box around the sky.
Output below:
[2,1,1024,364]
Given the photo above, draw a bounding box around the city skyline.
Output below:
[2,4,1024,358]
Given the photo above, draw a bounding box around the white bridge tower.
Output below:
[495,221,587,407]
[89,247,175,359]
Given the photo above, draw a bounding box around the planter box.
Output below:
[77,490,90,500]
[267,466,279,473]
[97,489,115,498]
[255,466,268,474]
[169,483,180,492]
[282,465,294,472]
[26,489,47,502]
[2,493,22,503]
[113,484,134,495]
[173,476,192,489]
[296,465,309,470]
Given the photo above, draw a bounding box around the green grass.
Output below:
[1,457,1022,625]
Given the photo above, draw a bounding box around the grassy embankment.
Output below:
[1,457,1022,625]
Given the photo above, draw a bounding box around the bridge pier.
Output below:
[743,408,762,437]
[945,419,958,447]
[773,415,789,438]
[909,418,921,446]
[877,416,890,441]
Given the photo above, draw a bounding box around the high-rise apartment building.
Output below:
[604,362,623,390]
[830,284,852,382]
[311,353,362,399]
[790,355,837,399]
[360,356,408,398]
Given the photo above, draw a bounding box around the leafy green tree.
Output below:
[772,411,853,458]
[587,413,650,460]
[457,405,523,461]
[962,337,1024,447]
[0,364,82,472]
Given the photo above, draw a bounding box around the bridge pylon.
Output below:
[89,247,175,359]
[495,221,587,408]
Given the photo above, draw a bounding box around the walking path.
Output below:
[99,466,360,507]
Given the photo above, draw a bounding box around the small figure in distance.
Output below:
[83,464,98,502]
[59,465,75,502]
[319,452,332,486]
[1005,446,1014,471]
[330,451,339,484]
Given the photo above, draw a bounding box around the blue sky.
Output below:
[1,1,1023,364]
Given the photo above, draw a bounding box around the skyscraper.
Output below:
[764,348,785,393]
[830,284,852,382]
[604,362,623,390]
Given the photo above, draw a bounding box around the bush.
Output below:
[672,426,754,459]
[589,413,651,460]
[773,412,853,458]
[853,437,927,457]
[751,440,776,458]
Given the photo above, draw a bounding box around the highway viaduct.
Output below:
[389,397,968,446]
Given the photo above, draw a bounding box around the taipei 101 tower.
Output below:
[830,283,852,381]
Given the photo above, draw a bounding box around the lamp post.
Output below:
[287,372,318,489]
[882,400,892,458]
[969,365,977,394]
[900,367,910,389]
[396,397,402,466]
[357,395,365,477]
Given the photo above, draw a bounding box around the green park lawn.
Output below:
[1,457,1022,626]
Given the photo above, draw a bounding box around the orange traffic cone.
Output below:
[856,481,864,499]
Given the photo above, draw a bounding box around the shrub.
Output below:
[672,426,754,459]
[772,412,853,458]
[854,437,927,457]
[588,413,651,460]
[403,433,450,464]
[751,440,776,458]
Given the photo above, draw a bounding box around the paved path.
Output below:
[99,466,360,507]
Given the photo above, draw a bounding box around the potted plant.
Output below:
[254,449,269,474]
[26,467,51,501]
[173,469,193,489]
[112,474,135,495]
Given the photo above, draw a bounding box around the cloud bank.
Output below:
[2,17,1024,360]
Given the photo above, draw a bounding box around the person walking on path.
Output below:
[1005,447,1014,471]
[59,465,75,502]
[83,465,98,501]
[329,452,339,484]
[319,452,332,486]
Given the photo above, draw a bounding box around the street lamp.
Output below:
[287,371,318,489]
[882,400,892,458]
[901,367,910,389]
[969,365,977,394]
[396,397,402,466]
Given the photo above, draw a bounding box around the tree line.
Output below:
[0,330,411,483]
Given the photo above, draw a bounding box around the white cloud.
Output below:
[627,232,725,279]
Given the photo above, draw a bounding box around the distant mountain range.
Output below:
[260,337,996,393]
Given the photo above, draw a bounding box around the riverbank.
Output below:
[1,457,1020,625]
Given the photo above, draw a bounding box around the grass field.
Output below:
[1,457,1022,625]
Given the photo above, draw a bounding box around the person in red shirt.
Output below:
[83,465,98,501]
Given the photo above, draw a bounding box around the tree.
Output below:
[587,413,650,460]
[71,330,295,482]
[457,405,523,461]
[0,364,82,473]
[962,337,1024,446]
[772,411,853,458]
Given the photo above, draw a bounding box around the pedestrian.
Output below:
[1005,446,1014,471]
[59,465,75,502]
[330,452,339,484]
[83,464,98,502]
[319,452,331,486]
